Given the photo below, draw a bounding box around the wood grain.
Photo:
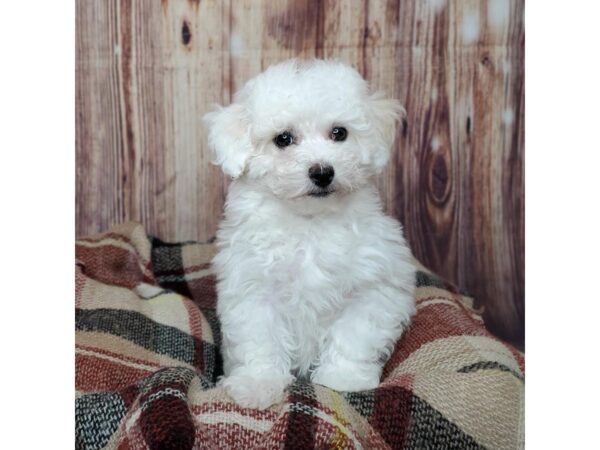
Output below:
[76,0,525,348]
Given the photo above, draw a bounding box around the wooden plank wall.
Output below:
[76,0,525,348]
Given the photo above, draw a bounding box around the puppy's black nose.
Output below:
[308,164,335,188]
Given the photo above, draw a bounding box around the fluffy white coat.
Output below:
[204,59,416,410]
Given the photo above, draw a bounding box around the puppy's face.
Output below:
[204,60,404,211]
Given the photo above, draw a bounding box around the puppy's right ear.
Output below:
[203,103,252,178]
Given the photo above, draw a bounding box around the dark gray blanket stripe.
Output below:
[416,271,448,290]
[150,237,186,275]
[150,237,193,299]
[76,308,215,367]
[344,390,376,418]
[75,392,127,450]
[416,271,471,296]
[458,361,525,382]
[405,395,485,450]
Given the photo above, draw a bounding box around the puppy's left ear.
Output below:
[203,103,253,178]
[366,92,406,173]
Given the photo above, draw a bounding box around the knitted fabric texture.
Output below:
[75,222,525,450]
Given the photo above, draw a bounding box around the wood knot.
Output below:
[181,21,192,46]
[429,154,450,205]
[480,54,493,68]
[267,2,318,51]
[401,117,409,138]
[366,22,382,44]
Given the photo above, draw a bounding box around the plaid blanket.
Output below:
[75,222,524,450]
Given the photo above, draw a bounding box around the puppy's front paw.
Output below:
[312,364,380,392]
[220,373,294,410]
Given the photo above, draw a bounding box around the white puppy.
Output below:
[204,59,416,410]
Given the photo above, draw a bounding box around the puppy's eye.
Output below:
[273,131,294,148]
[330,127,348,142]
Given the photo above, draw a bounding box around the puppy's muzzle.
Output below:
[308,164,334,188]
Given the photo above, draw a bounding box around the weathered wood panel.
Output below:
[76,0,525,348]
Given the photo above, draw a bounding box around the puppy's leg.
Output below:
[218,295,294,409]
[311,284,414,392]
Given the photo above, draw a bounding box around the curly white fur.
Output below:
[204,59,416,409]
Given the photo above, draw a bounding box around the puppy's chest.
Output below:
[267,227,360,297]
